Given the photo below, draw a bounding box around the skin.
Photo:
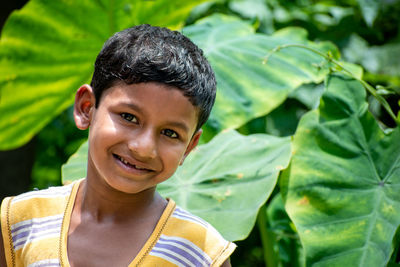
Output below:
[68,82,231,266]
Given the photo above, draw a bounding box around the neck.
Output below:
[75,175,165,223]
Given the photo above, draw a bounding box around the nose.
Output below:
[128,128,157,160]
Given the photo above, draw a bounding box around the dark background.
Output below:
[0,0,32,200]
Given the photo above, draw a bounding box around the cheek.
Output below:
[160,144,187,169]
[90,116,119,152]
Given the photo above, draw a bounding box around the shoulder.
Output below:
[0,182,78,266]
[158,203,236,266]
[12,182,75,203]
[1,182,76,235]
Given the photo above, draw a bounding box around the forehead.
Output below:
[100,82,199,130]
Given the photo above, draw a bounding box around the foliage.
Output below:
[183,14,339,141]
[2,0,400,266]
[0,0,205,150]
[283,74,400,266]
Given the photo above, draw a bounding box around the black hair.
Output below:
[90,24,216,131]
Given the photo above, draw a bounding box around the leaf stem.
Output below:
[257,205,279,267]
[264,44,400,125]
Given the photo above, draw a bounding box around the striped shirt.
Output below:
[1,180,236,266]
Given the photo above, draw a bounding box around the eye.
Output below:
[121,113,138,123]
[162,129,179,139]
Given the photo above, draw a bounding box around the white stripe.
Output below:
[11,214,63,235]
[157,238,209,266]
[150,247,192,266]
[206,225,227,245]
[28,259,60,267]
[172,210,228,246]
[150,250,187,266]
[12,184,73,204]
[171,213,208,228]
[14,231,60,250]
[175,208,227,244]
[12,190,71,204]
[173,208,208,228]
[159,235,212,264]
[13,220,62,243]
[14,229,60,251]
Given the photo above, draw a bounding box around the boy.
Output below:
[0,24,236,266]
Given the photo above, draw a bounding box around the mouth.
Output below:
[113,154,153,172]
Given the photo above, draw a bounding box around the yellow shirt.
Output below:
[1,180,236,267]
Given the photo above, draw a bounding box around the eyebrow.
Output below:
[119,102,191,133]
[120,102,141,112]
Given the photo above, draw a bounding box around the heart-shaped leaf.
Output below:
[283,74,400,266]
[62,130,292,241]
[183,15,339,141]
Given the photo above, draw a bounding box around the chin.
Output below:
[104,176,155,195]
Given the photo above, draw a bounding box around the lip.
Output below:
[113,154,155,174]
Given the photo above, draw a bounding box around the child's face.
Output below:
[74,82,201,194]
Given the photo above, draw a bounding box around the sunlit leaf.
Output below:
[184,15,339,141]
[62,130,292,241]
[283,74,400,266]
[159,130,291,241]
[0,0,205,150]
[61,140,88,183]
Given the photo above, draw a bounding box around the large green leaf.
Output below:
[0,0,205,150]
[283,74,400,266]
[183,15,339,141]
[62,130,292,241]
[266,193,304,267]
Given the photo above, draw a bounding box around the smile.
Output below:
[113,154,153,172]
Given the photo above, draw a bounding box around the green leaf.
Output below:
[183,15,339,141]
[159,130,291,241]
[289,83,325,110]
[62,130,292,241]
[266,193,304,267]
[0,0,205,150]
[61,140,88,184]
[283,74,400,266]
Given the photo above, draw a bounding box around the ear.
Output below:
[180,129,202,165]
[74,84,96,130]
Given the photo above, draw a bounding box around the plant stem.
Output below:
[264,44,400,126]
[257,205,279,267]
